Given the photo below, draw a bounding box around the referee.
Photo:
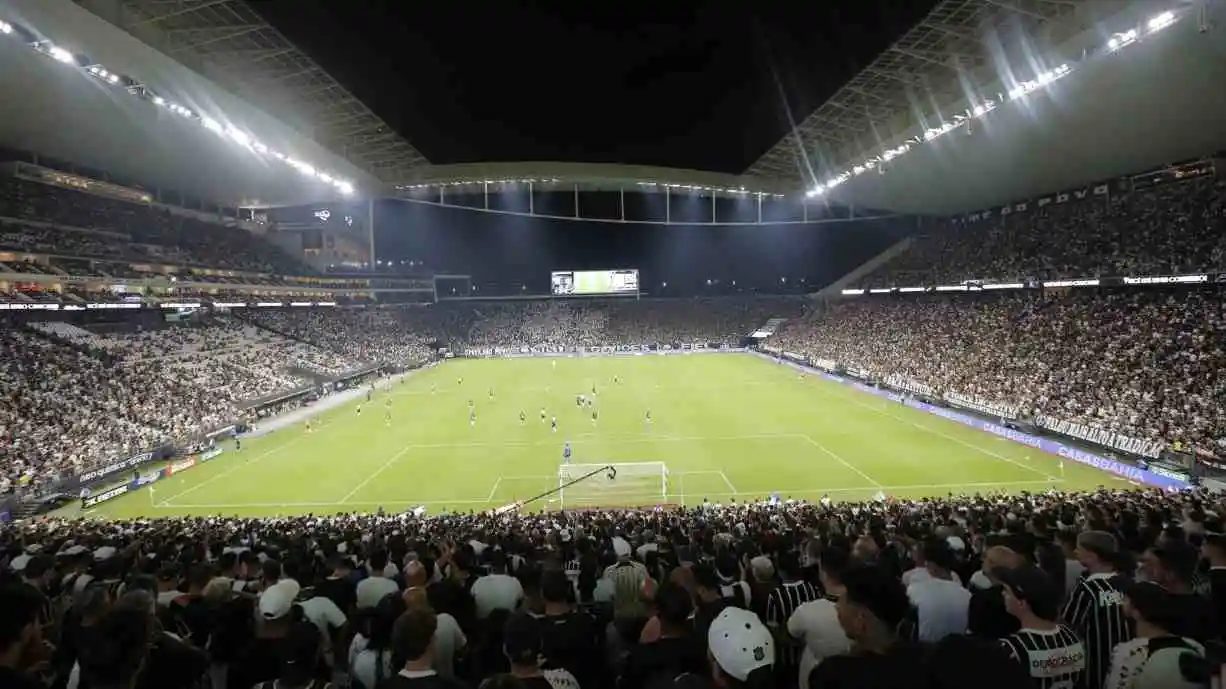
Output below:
[996,564,1087,689]
[1060,531,1133,688]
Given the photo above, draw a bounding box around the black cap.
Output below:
[503,612,542,664]
[993,565,1061,620]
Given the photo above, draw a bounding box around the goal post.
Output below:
[557,462,669,508]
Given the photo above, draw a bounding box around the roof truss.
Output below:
[96,0,429,187]
[742,0,1081,186]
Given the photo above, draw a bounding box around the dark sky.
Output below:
[256,1,937,174]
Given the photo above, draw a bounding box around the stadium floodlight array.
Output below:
[557,462,670,508]
[841,273,1212,296]
[804,8,1187,200]
[0,16,355,197]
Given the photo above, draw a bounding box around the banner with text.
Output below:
[1035,415,1164,459]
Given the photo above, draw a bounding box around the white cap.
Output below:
[708,607,775,681]
[612,537,632,558]
[259,580,301,620]
[63,545,88,557]
[93,546,117,561]
[10,554,31,572]
[946,536,966,552]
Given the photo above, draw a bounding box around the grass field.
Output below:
[85,354,1132,519]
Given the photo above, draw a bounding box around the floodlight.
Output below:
[805,188,819,198]
[48,46,75,64]
[107,74,119,84]
[337,181,355,195]
[1148,11,1174,32]
[0,21,13,34]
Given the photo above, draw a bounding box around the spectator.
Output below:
[1104,581,1210,689]
[1062,531,1134,688]
[537,570,599,689]
[502,613,581,689]
[621,582,704,689]
[1138,541,1218,642]
[405,588,466,679]
[706,607,775,689]
[471,551,524,620]
[351,592,407,689]
[786,547,852,688]
[905,537,971,643]
[75,607,152,689]
[808,564,925,689]
[380,606,466,689]
[763,551,820,680]
[0,584,49,689]
[359,551,402,611]
[996,565,1088,689]
[967,546,1024,640]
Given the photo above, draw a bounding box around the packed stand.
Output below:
[4,485,1225,689]
[858,176,1226,287]
[0,327,233,494]
[459,298,804,352]
[246,308,436,366]
[771,288,1226,450]
[0,176,309,274]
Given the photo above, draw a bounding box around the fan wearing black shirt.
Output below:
[377,607,468,689]
[807,564,926,689]
[765,552,821,682]
[1060,531,1133,689]
[968,547,1024,640]
[1138,540,1219,642]
[316,555,359,617]
[995,565,1087,689]
[692,564,732,649]
[0,584,49,689]
[621,582,706,689]
[539,570,601,689]
[503,613,581,689]
[1201,533,1226,636]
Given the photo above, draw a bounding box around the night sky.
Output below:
[256,1,937,173]
[256,2,934,294]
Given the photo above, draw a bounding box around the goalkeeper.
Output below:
[562,441,572,465]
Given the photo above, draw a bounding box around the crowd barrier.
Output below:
[461,343,739,358]
[755,349,1190,491]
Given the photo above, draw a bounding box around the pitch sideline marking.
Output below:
[800,434,886,488]
[157,422,331,507]
[159,479,1061,510]
[804,382,1059,480]
[337,444,416,504]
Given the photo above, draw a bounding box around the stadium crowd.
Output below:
[771,287,1226,452]
[858,175,1226,287]
[0,178,305,275]
[4,485,1224,689]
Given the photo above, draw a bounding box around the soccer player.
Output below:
[551,416,558,433]
[384,403,392,426]
[457,377,463,386]
[431,383,436,395]
[305,419,313,434]
[576,394,583,408]
[540,408,547,423]
[468,398,474,409]
[562,441,572,465]
[614,375,620,384]
[519,410,526,425]
[470,409,476,428]
[356,404,362,415]
[645,409,652,426]
[489,387,495,402]
[591,383,597,396]
[591,409,598,426]
[234,436,241,452]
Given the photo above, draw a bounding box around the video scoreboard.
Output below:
[551,269,639,296]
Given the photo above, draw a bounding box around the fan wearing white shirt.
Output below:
[471,551,524,619]
[906,537,971,643]
[357,550,402,610]
[788,546,853,689]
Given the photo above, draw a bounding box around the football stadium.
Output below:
[2,1,1226,688]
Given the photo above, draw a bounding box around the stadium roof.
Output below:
[743,0,1226,215]
[82,0,429,185]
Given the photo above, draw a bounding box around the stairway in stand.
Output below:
[750,317,788,337]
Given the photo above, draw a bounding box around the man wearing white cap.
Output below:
[708,607,776,689]
[604,536,650,624]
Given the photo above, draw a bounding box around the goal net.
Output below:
[557,462,669,508]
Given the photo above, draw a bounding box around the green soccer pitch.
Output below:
[83,354,1133,519]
